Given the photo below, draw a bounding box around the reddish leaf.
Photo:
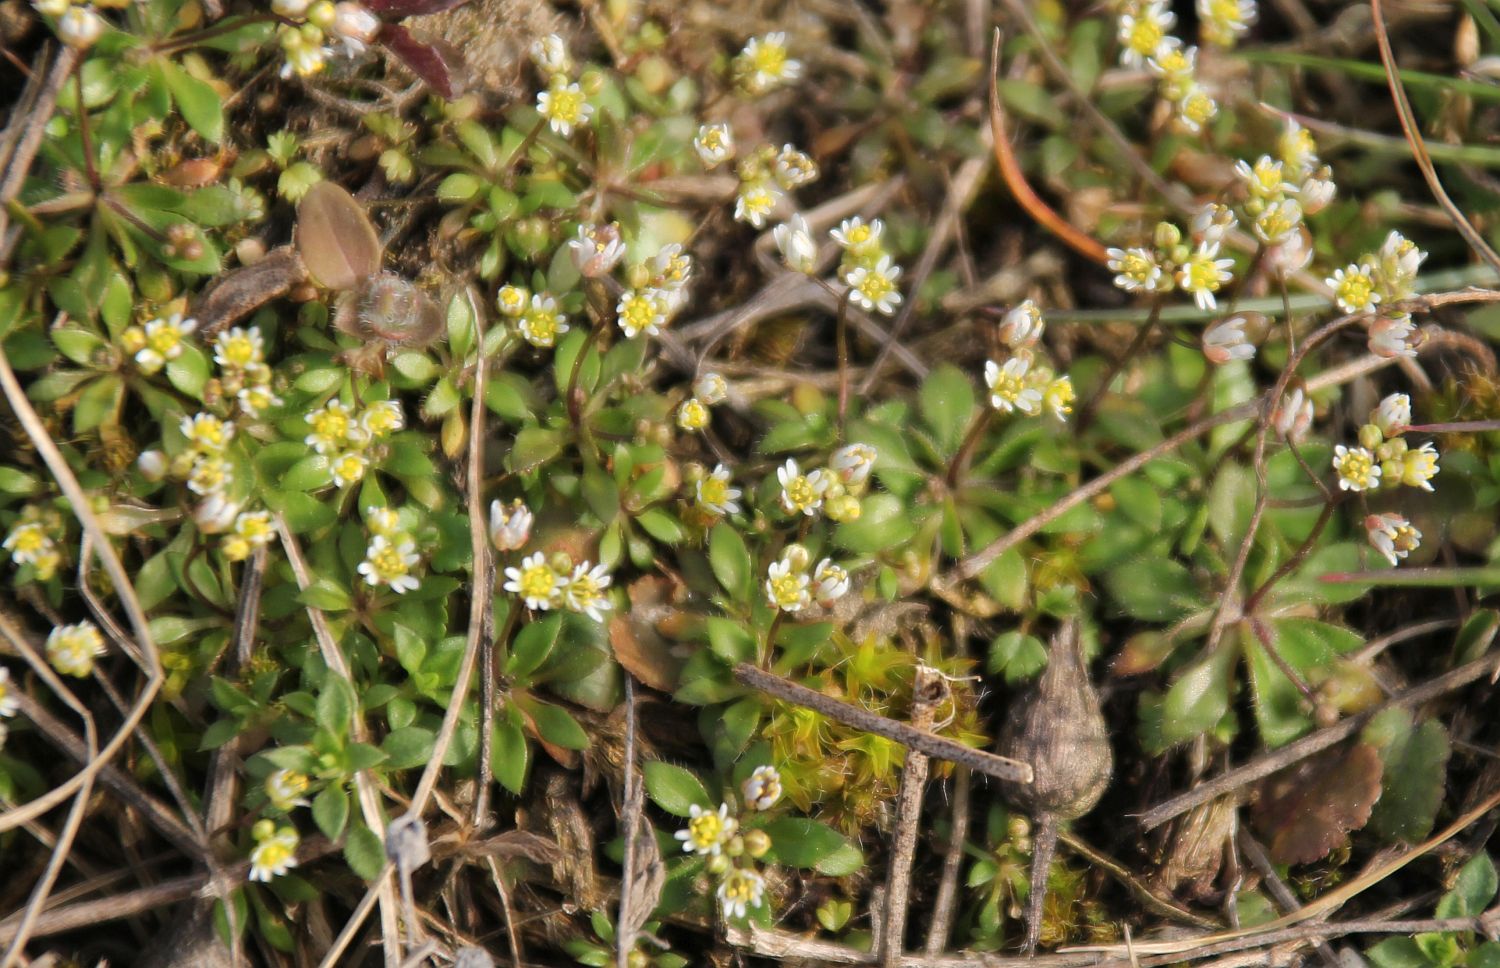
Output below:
[378,24,463,99]
[607,576,688,693]
[1251,743,1383,865]
[361,0,467,15]
[295,181,382,290]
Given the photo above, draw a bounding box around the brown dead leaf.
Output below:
[1251,742,1383,865]
[608,576,688,692]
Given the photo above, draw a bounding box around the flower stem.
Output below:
[944,407,993,490]
[835,287,853,441]
[72,63,100,191]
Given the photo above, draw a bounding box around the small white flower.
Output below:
[695,464,742,516]
[1366,512,1421,566]
[674,802,737,855]
[1044,375,1075,421]
[237,383,283,417]
[536,79,593,137]
[1333,444,1380,492]
[357,534,420,594]
[765,557,812,612]
[1368,314,1418,359]
[1398,442,1440,491]
[187,455,232,496]
[34,0,72,15]
[677,397,711,432]
[650,244,694,292]
[137,449,168,481]
[1236,156,1295,200]
[328,451,370,489]
[488,499,533,551]
[136,313,198,374]
[1118,1,1177,68]
[567,223,626,278]
[813,559,849,607]
[496,285,529,317]
[773,144,819,189]
[519,293,569,348]
[182,412,235,453]
[305,400,365,455]
[1299,169,1336,215]
[560,560,612,622]
[844,255,903,315]
[985,358,1043,415]
[57,5,104,48]
[616,288,669,339]
[830,217,885,259]
[1199,0,1258,46]
[741,765,783,811]
[504,552,561,610]
[734,180,783,229]
[248,825,299,882]
[529,32,572,76]
[213,327,265,370]
[193,493,243,534]
[1372,393,1411,438]
[694,373,729,405]
[1193,203,1238,246]
[1202,316,1255,364]
[1376,230,1426,301]
[735,32,802,95]
[1107,246,1166,294]
[694,122,735,168]
[998,300,1045,348]
[46,622,106,678]
[717,867,766,920]
[1271,386,1313,442]
[1252,198,1303,244]
[1177,243,1235,311]
[1327,263,1380,314]
[360,400,403,438]
[1174,85,1218,134]
[329,1,380,56]
[1265,229,1314,277]
[265,769,311,810]
[1279,118,1319,176]
[271,0,311,17]
[773,214,819,274]
[776,459,829,516]
[0,667,19,718]
[366,506,402,537]
[4,522,54,565]
[830,443,876,486]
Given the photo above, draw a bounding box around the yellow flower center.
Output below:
[992,372,1024,404]
[519,564,555,600]
[11,528,46,554]
[547,88,584,123]
[723,872,756,902]
[333,455,365,482]
[148,327,182,354]
[700,477,729,507]
[857,272,894,304]
[688,811,723,848]
[785,477,816,509]
[1185,257,1222,292]
[751,43,787,76]
[1338,450,1375,486]
[1128,21,1163,55]
[312,409,348,439]
[621,296,656,331]
[1337,272,1374,308]
[255,839,293,868]
[524,311,558,341]
[371,545,408,580]
[1121,253,1154,282]
[221,336,256,367]
[770,573,804,609]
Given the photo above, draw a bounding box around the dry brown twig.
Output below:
[878,666,943,967]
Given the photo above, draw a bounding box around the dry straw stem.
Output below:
[275,517,403,968]
[732,663,1033,783]
[1138,644,1500,831]
[1370,0,1500,279]
[0,46,78,262]
[923,766,971,954]
[0,612,97,966]
[878,666,943,967]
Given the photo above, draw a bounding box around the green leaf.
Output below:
[524,700,589,750]
[706,617,757,665]
[987,631,1047,683]
[708,522,752,601]
[507,613,562,681]
[166,343,210,399]
[492,717,530,794]
[160,59,224,142]
[381,726,436,769]
[642,761,710,817]
[1366,710,1450,843]
[762,817,863,874]
[834,493,916,554]
[1103,556,1200,621]
[316,676,354,737]
[918,363,976,456]
[312,785,350,840]
[508,426,563,473]
[343,823,386,881]
[1366,938,1431,968]
[1436,851,1497,918]
[1161,640,1237,746]
[299,577,351,612]
[73,375,122,432]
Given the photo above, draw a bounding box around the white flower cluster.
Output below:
[303,397,403,489]
[764,543,850,614]
[271,0,382,79]
[772,445,874,525]
[3,505,65,581]
[356,505,422,594]
[728,134,820,231]
[674,766,785,921]
[982,301,1074,420]
[502,551,614,622]
[1324,231,1427,359]
[1332,393,1439,500]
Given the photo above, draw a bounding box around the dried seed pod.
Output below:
[996,620,1113,954]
